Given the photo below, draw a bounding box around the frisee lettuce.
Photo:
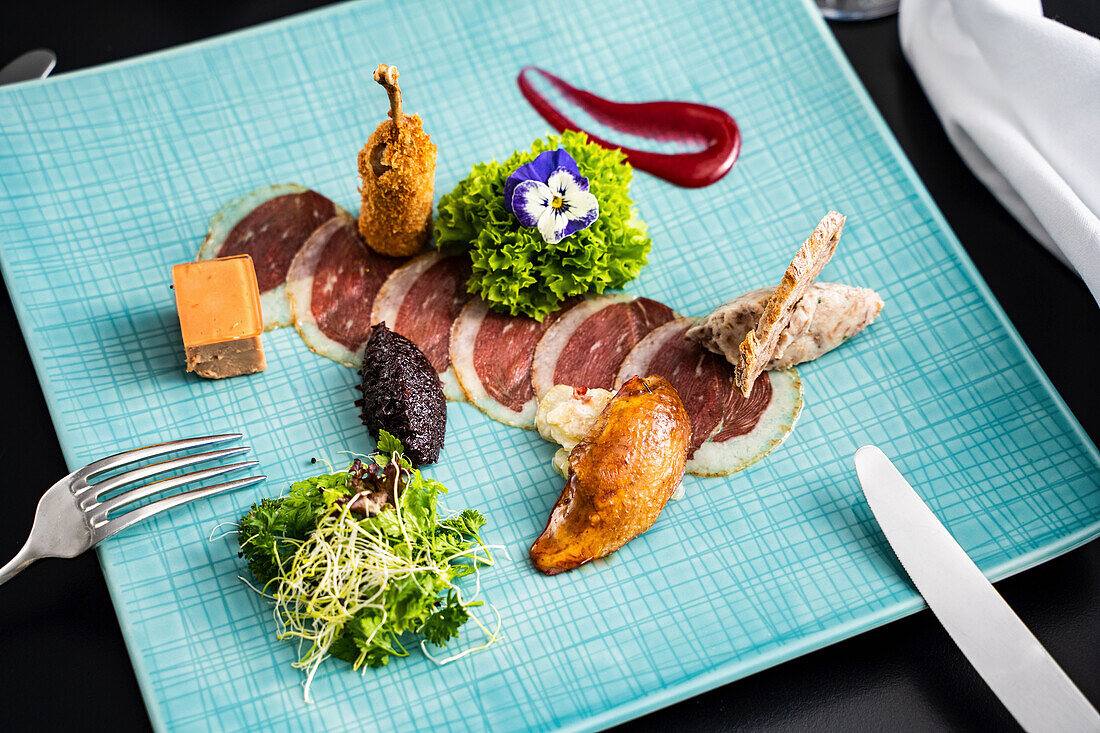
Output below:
[236,432,497,700]
[435,130,652,321]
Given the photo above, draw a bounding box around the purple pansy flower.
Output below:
[504,149,599,245]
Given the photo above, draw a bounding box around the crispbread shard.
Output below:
[687,282,883,370]
[734,211,845,396]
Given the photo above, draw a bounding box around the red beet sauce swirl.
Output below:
[516,67,741,188]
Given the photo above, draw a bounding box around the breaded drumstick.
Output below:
[357,64,437,257]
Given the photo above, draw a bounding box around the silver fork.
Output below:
[0,434,265,586]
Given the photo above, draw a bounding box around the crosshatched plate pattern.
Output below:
[0,0,1098,730]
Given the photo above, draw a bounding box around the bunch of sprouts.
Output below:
[239,448,501,701]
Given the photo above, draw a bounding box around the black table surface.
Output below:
[1,2,1097,731]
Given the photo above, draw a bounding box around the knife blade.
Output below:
[854,445,1100,733]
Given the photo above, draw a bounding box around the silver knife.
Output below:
[854,445,1100,733]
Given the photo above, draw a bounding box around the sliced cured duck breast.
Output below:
[371,251,472,401]
[531,295,676,401]
[286,215,406,367]
[450,298,578,428]
[199,184,345,329]
[617,318,802,477]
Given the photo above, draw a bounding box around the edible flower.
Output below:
[504,149,599,244]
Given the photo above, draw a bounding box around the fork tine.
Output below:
[88,460,259,520]
[78,446,251,504]
[94,475,266,541]
[73,434,242,483]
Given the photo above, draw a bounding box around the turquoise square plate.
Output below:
[1,0,1098,730]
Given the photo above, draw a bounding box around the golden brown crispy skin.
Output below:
[358,64,437,257]
[529,375,691,575]
[734,211,845,396]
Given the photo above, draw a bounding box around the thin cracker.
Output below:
[734,211,846,396]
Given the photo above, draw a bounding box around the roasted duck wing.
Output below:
[530,375,691,575]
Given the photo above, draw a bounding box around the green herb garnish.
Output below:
[435,130,652,321]
[237,433,497,699]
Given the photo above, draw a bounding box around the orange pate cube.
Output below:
[172,255,266,379]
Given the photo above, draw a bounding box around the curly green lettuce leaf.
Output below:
[435,130,652,320]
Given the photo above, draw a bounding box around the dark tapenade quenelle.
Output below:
[354,322,446,465]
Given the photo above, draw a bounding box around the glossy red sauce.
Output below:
[517,67,741,188]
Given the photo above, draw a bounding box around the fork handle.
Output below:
[0,541,39,587]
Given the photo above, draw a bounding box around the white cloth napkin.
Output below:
[899,0,1100,306]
